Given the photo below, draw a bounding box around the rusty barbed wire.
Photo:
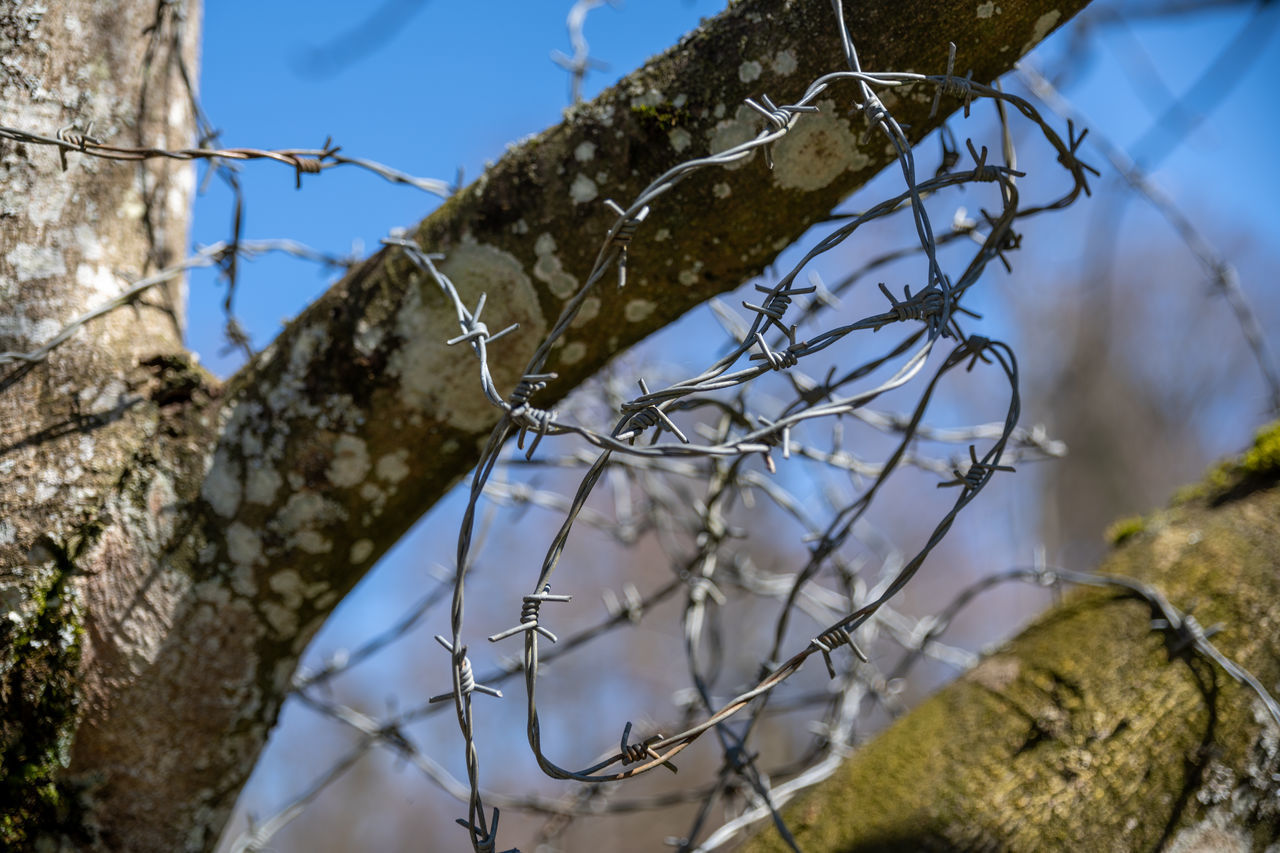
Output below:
[0,123,454,196]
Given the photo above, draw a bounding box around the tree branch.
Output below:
[19,0,1091,848]
[740,431,1280,851]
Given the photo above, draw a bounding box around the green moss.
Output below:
[1,544,91,846]
[1173,420,1280,507]
[1239,420,1280,476]
[630,102,691,131]
[1105,515,1145,547]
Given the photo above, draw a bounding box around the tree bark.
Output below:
[1,0,198,846]
[0,0,1090,849]
[739,427,1280,852]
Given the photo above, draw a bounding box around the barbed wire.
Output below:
[237,535,1280,853]
[0,239,353,393]
[15,0,1272,849]
[0,123,454,197]
[551,0,617,104]
[352,0,1122,846]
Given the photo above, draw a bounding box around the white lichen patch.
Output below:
[260,601,298,638]
[226,522,262,568]
[708,104,762,171]
[145,472,177,543]
[533,233,579,299]
[574,141,596,162]
[193,579,232,607]
[245,467,282,505]
[76,262,120,303]
[713,182,732,199]
[560,341,587,365]
[349,538,374,564]
[353,316,385,357]
[668,127,692,153]
[293,530,332,555]
[1165,811,1251,853]
[654,228,671,242]
[570,173,598,204]
[268,569,305,611]
[272,492,346,555]
[387,242,546,432]
[89,379,128,415]
[630,89,664,108]
[1022,10,1061,56]
[375,450,410,484]
[326,435,370,488]
[625,299,655,322]
[772,49,798,75]
[359,482,387,521]
[738,60,763,83]
[118,186,147,221]
[678,260,704,286]
[265,323,327,418]
[771,99,868,191]
[976,2,998,18]
[7,243,66,283]
[202,449,242,519]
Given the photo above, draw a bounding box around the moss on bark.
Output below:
[740,424,1280,851]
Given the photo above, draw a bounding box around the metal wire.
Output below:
[17,1,1271,850]
[378,2,1115,846]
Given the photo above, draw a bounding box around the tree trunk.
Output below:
[739,427,1280,852]
[0,0,1090,848]
[1,0,198,846]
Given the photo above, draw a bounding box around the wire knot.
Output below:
[446,292,519,348]
[488,584,573,644]
[292,157,323,174]
[748,329,803,373]
[603,199,650,289]
[454,807,506,853]
[56,121,100,170]
[619,721,678,774]
[291,136,341,188]
[930,42,976,120]
[508,374,557,459]
[616,378,689,443]
[744,95,818,169]
[877,282,944,325]
[937,444,1015,492]
[857,97,890,131]
[428,635,503,704]
[1152,611,1221,658]
[752,415,794,474]
[742,282,816,335]
[809,625,868,679]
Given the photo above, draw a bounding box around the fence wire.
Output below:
[5,0,1278,850]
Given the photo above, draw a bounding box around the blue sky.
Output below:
[191,2,1280,849]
